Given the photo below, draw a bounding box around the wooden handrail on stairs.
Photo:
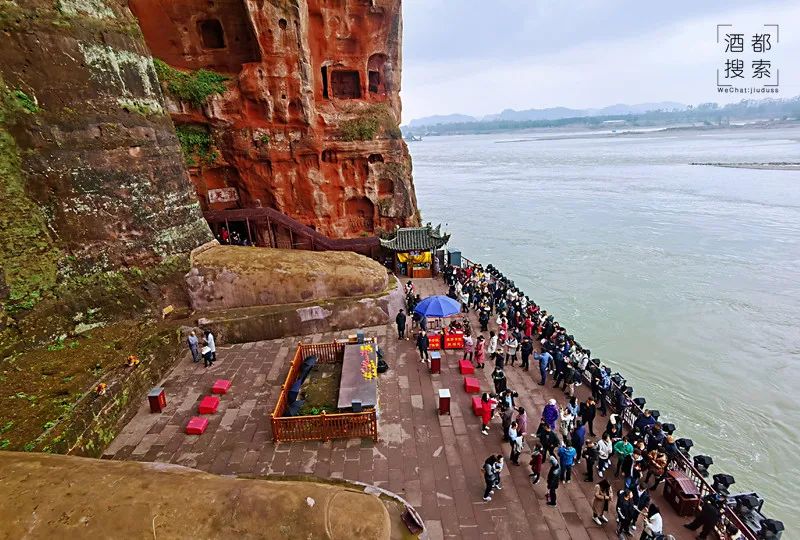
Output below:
[203,207,380,253]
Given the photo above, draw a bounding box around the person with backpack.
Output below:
[491,366,507,394]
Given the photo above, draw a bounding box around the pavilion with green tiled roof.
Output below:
[381,224,450,278]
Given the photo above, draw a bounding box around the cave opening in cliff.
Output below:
[367,53,388,95]
[199,19,226,49]
[128,0,261,73]
[331,70,361,99]
[321,66,329,98]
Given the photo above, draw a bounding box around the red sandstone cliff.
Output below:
[0,0,212,310]
[129,0,420,241]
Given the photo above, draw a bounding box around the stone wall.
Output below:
[193,283,402,344]
[128,0,420,239]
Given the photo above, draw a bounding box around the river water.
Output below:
[409,126,800,531]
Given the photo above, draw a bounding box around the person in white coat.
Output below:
[640,504,663,540]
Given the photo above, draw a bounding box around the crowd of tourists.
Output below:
[392,262,732,540]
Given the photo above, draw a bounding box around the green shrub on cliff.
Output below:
[153,59,228,107]
[175,125,218,167]
[340,105,402,141]
[341,116,380,141]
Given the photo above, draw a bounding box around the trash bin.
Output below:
[148,387,166,413]
[663,470,700,516]
[430,351,441,374]
[438,388,451,415]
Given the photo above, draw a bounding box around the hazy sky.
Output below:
[400,0,800,122]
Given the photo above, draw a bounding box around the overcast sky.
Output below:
[400,0,800,122]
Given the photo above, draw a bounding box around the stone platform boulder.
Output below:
[186,246,389,311]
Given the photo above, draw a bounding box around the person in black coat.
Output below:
[538,422,560,458]
[520,336,533,371]
[580,398,598,436]
[395,309,407,339]
[684,496,723,539]
[491,366,507,394]
[616,489,636,537]
[415,331,429,362]
[546,456,561,506]
[632,482,651,530]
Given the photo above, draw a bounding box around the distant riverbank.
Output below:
[691,161,800,171]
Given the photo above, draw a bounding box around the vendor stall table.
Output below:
[443,331,464,349]
[427,332,442,350]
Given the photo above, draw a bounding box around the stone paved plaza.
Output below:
[105,278,690,539]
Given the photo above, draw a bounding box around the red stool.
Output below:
[472,396,483,416]
[464,377,480,393]
[459,359,474,375]
[211,379,231,394]
[186,416,209,435]
[198,395,220,414]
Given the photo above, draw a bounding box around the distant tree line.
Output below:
[402,97,800,137]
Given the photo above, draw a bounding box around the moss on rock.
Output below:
[0,78,61,312]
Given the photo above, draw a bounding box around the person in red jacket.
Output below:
[481,392,497,435]
[524,316,534,338]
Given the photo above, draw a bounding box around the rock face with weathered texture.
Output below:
[186,245,389,310]
[0,452,399,539]
[0,0,212,308]
[129,0,420,240]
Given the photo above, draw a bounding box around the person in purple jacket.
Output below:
[542,398,559,430]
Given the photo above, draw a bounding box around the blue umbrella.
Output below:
[413,295,461,318]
